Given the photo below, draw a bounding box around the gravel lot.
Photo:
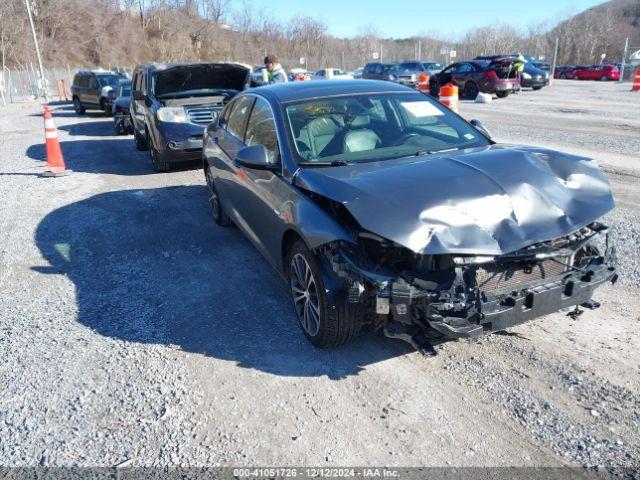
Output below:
[0,81,639,475]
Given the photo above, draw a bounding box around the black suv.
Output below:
[71,70,124,115]
[130,62,250,172]
[362,62,399,82]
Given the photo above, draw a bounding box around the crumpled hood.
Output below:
[295,145,614,255]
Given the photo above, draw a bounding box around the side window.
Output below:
[374,64,383,75]
[226,96,254,139]
[455,63,473,73]
[442,65,456,75]
[89,76,98,89]
[244,97,279,163]
[219,100,235,128]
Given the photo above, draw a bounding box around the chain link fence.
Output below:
[0,67,75,104]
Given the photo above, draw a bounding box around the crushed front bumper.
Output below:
[426,262,616,339]
[326,240,617,342]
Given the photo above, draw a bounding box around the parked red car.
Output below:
[572,65,620,81]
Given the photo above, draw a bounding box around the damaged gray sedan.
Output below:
[202,80,617,352]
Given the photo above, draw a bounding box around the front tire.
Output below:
[204,164,231,226]
[573,74,580,80]
[149,130,170,172]
[134,126,148,151]
[600,75,608,81]
[73,97,85,115]
[560,73,567,79]
[287,240,362,348]
[496,91,510,98]
[463,81,479,100]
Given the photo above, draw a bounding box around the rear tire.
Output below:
[463,81,479,100]
[100,99,112,116]
[496,91,510,98]
[560,73,567,79]
[600,75,608,81]
[532,86,543,90]
[73,97,85,115]
[573,74,580,80]
[286,240,363,348]
[204,164,231,227]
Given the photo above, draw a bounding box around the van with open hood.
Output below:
[130,62,250,171]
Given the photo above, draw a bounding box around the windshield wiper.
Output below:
[298,160,354,167]
[414,147,460,156]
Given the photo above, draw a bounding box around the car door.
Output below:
[131,70,147,134]
[227,95,285,263]
[451,62,474,89]
[214,95,255,222]
[86,76,100,106]
[436,64,456,89]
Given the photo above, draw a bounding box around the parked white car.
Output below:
[311,68,353,80]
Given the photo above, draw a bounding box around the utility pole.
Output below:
[549,37,559,87]
[418,40,421,61]
[620,37,628,83]
[24,0,49,102]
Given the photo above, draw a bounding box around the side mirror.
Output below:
[470,119,492,140]
[132,90,145,101]
[235,144,279,170]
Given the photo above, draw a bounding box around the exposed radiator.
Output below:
[475,258,569,295]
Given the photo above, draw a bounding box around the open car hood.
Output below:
[154,62,250,97]
[295,145,614,255]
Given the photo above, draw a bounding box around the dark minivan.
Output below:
[362,62,399,82]
[130,62,250,171]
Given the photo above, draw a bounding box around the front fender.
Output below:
[281,189,356,251]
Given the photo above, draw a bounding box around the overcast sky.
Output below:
[246,0,605,38]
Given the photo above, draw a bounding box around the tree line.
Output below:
[0,0,629,72]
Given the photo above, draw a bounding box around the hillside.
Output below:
[552,0,640,64]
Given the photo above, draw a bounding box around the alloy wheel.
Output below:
[290,253,321,336]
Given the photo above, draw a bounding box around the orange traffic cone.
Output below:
[632,70,640,92]
[417,74,430,95]
[42,106,70,177]
[439,83,459,113]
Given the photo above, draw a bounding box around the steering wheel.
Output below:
[393,132,420,146]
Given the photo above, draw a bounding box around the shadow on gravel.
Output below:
[26,138,154,175]
[58,120,116,137]
[34,186,405,378]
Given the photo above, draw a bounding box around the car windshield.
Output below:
[97,75,121,88]
[422,62,442,70]
[285,92,489,166]
[118,82,131,97]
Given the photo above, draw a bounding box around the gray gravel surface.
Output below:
[1,81,639,473]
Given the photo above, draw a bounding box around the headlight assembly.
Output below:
[156,107,187,123]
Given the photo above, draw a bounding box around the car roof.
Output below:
[248,79,415,103]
